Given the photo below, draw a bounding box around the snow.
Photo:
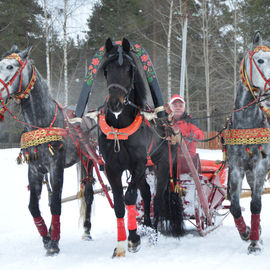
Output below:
[1,148,270,270]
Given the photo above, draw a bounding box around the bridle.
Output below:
[240,45,270,117]
[0,52,38,127]
[103,46,137,107]
[241,45,270,94]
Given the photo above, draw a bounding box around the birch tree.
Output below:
[202,0,210,133]
[43,0,51,92]
[63,0,68,106]
[167,0,174,101]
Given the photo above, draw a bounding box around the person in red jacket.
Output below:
[170,94,204,156]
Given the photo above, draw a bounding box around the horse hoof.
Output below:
[42,235,51,250]
[240,226,250,241]
[82,233,92,241]
[248,240,263,255]
[128,239,141,253]
[148,230,158,246]
[138,225,154,237]
[46,240,60,256]
[112,248,126,258]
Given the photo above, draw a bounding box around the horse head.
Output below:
[0,45,33,103]
[102,38,145,114]
[243,31,270,96]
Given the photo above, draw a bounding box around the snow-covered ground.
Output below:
[1,148,270,270]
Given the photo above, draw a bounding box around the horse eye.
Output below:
[258,59,264,64]
[7,65,13,70]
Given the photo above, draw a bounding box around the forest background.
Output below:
[0,0,269,145]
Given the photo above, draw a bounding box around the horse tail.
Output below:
[160,185,185,237]
[167,189,185,237]
[77,163,86,226]
[226,167,231,201]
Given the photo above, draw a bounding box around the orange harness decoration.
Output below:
[20,127,67,149]
[99,113,143,140]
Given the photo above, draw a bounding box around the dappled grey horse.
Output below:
[0,46,95,256]
[224,31,270,254]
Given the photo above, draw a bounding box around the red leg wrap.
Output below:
[51,215,60,241]
[234,216,247,234]
[250,214,260,241]
[126,205,139,231]
[117,218,127,241]
[34,216,48,237]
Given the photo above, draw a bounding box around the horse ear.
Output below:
[122,38,130,53]
[10,44,19,53]
[105,38,113,52]
[253,31,262,46]
[19,47,32,60]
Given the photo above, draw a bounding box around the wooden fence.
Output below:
[0,143,20,149]
[196,131,222,150]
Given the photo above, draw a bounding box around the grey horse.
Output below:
[225,31,270,254]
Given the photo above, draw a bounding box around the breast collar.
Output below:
[98,111,143,140]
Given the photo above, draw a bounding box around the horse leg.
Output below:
[28,167,50,249]
[229,166,250,241]
[80,162,94,240]
[46,166,64,256]
[106,167,126,258]
[138,178,152,227]
[124,163,148,253]
[246,169,265,254]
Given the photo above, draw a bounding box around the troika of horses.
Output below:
[0,31,270,256]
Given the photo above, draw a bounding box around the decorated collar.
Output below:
[99,112,143,140]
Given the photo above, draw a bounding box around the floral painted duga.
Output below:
[84,42,157,94]
[85,46,105,87]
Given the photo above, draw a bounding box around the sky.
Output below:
[37,0,100,41]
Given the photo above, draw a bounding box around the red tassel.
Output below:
[25,151,30,163]
[170,179,175,192]
[117,218,127,241]
[0,107,5,121]
[17,152,22,164]
[48,144,55,155]
[34,148,38,160]
[146,156,154,167]
[246,147,252,157]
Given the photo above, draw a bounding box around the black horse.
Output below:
[0,46,95,255]
[97,38,184,257]
[225,32,270,254]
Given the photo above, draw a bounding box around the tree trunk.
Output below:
[167,0,173,101]
[63,0,68,106]
[43,0,50,92]
[202,0,211,133]
[233,1,238,99]
[179,0,187,98]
